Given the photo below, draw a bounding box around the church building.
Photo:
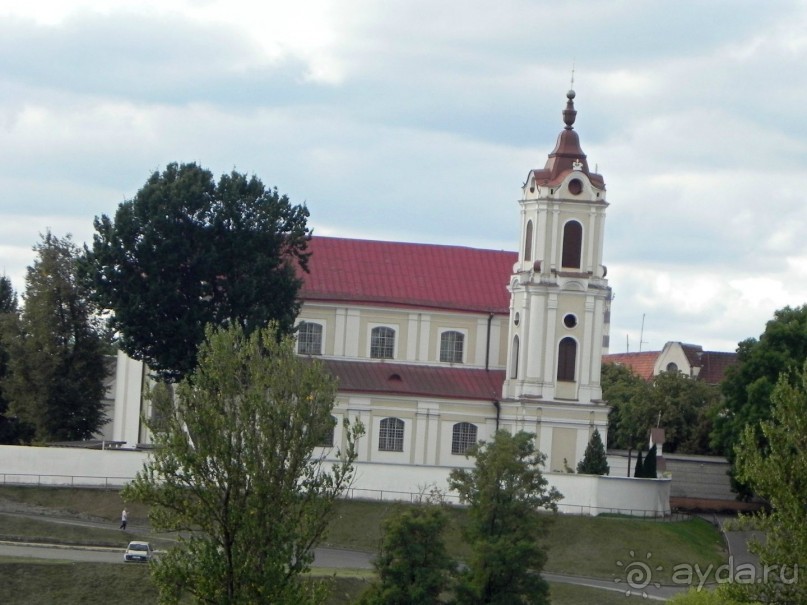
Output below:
[113,90,613,476]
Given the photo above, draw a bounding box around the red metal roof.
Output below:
[300,236,516,314]
[320,358,504,401]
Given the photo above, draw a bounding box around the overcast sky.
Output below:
[1,0,806,354]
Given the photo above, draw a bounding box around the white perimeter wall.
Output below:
[0,445,670,517]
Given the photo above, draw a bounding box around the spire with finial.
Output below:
[563,64,577,130]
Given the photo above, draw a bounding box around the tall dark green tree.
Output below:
[0,276,34,444]
[711,304,807,498]
[448,430,561,605]
[4,233,107,441]
[83,162,311,382]
[360,504,454,605]
[577,428,610,475]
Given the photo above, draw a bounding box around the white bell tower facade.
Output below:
[500,90,611,472]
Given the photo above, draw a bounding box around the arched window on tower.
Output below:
[561,220,582,269]
[524,220,533,262]
[510,335,519,379]
[557,337,577,382]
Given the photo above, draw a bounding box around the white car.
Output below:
[123,541,155,562]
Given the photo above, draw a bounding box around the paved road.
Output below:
[0,541,374,569]
[0,539,686,600]
[1,509,764,601]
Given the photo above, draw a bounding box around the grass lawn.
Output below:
[0,561,371,605]
[0,485,728,600]
[0,559,662,605]
[545,513,725,583]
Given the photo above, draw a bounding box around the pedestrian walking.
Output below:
[120,508,128,530]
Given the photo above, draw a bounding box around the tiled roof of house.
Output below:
[680,343,704,368]
[602,348,738,384]
[320,358,505,401]
[601,351,659,380]
[698,351,738,384]
[300,236,516,314]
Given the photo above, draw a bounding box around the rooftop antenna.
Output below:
[639,314,649,352]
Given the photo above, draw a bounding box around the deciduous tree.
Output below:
[83,162,311,382]
[604,363,721,461]
[603,362,653,476]
[727,364,807,604]
[123,323,363,604]
[4,233,107,441]
[448,430,561,605]
[360,504,454,605]
[711,304,807,498]
[646,371,720,454]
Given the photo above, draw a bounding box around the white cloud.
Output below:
[0,0,805,355]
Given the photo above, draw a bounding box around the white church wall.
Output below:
[112,350,144,445]
[0,446,670,517]
[0,445,147,487]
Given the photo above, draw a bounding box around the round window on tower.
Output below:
[514,312,520,326]
[568,178,583,195]
[563,313,578,329]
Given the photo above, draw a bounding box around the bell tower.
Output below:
[501,89,611,471]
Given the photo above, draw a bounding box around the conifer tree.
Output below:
[644,444,658,478]
[5,233,107,441]
[0,276,34,444]
[577,428,610,475]
[634,449,644,478]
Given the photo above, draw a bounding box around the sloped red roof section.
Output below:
[300,236,516,314]
[698,351,738,384]
[602,352,659,380]
[320,358,504,401]
[680,344,704,368]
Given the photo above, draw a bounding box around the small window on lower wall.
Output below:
[451,422,478,455]
[378,417,404,452]
[317,415,336,447]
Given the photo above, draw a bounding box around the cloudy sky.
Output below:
[1,0,806,354]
